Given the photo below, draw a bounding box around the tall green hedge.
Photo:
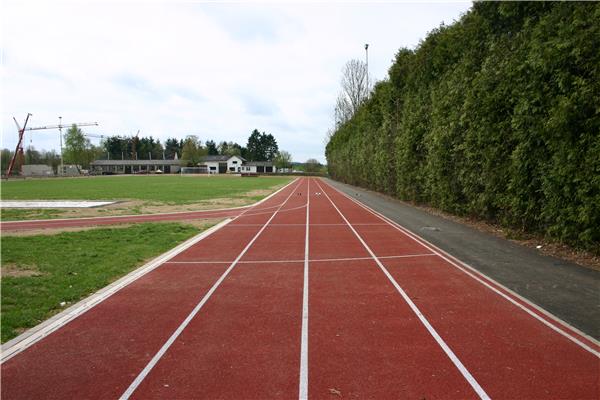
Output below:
[326,2,600,253]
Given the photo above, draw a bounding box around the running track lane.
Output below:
[2,177,599,399]
[0,179,302,399]
[125,179,310,398]
[315,179,600,399]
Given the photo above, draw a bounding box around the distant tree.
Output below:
[246,129,264,161]
[164,138,182,159]
[219,141,243,157]
[227,142,244,157]
[1,148,14,173]
[102,136,127,160]
[206,140,218,155]
[262,134,279,161]
[25,146,42,164]
[274,151,292,170]
[64,124,95,168]
[246,129,279,161]
[304,158,322,173]
[334,59,370,127]
[181,135,206,166]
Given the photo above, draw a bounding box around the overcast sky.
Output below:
[1,1,471,163]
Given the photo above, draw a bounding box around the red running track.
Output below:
[1,177,598,399]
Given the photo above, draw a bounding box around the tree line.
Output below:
[3,127,293,171]
[325,2,599,253]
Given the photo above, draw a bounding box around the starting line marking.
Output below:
[120,180,304,399]
[316,180,491,400]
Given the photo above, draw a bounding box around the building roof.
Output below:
[91,159,182,166]
[201,155,245,162]
[245,161,273,166]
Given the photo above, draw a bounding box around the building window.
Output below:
[232,160,238,164]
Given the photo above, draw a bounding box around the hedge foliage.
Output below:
[326,2,600,253]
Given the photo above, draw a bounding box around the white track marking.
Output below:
[163,253,436,265]
[299,178,310,400]
[231,223,388,226]
[331,181,600,356]
[315,180,491,400]
[120,180,304,400]
[1,219,233,363]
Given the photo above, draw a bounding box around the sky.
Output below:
[1,1,472,163]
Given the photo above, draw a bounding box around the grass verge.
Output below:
[0,222,210,343]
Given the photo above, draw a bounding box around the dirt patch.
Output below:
[1,218,223,237]
[412,203,600,272]
[1,224,136,237]
[1,263,44,278]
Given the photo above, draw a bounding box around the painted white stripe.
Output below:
[0,218,233,363]
[119,179,304,400]
[232,223,388,226]
[299,178,310,400]
[332,181,600,357]
[163,253,437,265]
[315,180,491,400]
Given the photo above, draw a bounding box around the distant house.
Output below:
[240,161,275,174]
[199,156,277,174]
[199,155,244,174]
[90,159,182,174]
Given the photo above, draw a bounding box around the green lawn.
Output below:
[0,222,207,343]
[1,175,293,204]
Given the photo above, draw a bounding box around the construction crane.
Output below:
[5,114,32,178]
[5,114,99,177]
[131,130,140,160]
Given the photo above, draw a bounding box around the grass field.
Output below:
[0,222,208,343]
[1,175,293,204]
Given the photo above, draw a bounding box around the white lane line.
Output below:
[330,181,600,357]
[299,178,310,400]
[315,180,491,400]
[120,179,304,400]
[163,253,437,265]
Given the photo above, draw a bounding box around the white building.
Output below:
[199,156,277,174]
[199,155,244,174]
[240,161,276,174]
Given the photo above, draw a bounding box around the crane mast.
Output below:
[5,114,99,178]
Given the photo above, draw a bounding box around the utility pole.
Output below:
[59,116,63,174]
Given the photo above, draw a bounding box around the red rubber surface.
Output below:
[2,177,598,399]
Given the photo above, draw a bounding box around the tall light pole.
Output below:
[365,43,369,96]
[59,116,64,175]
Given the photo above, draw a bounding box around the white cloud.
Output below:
[1,0,471,163]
